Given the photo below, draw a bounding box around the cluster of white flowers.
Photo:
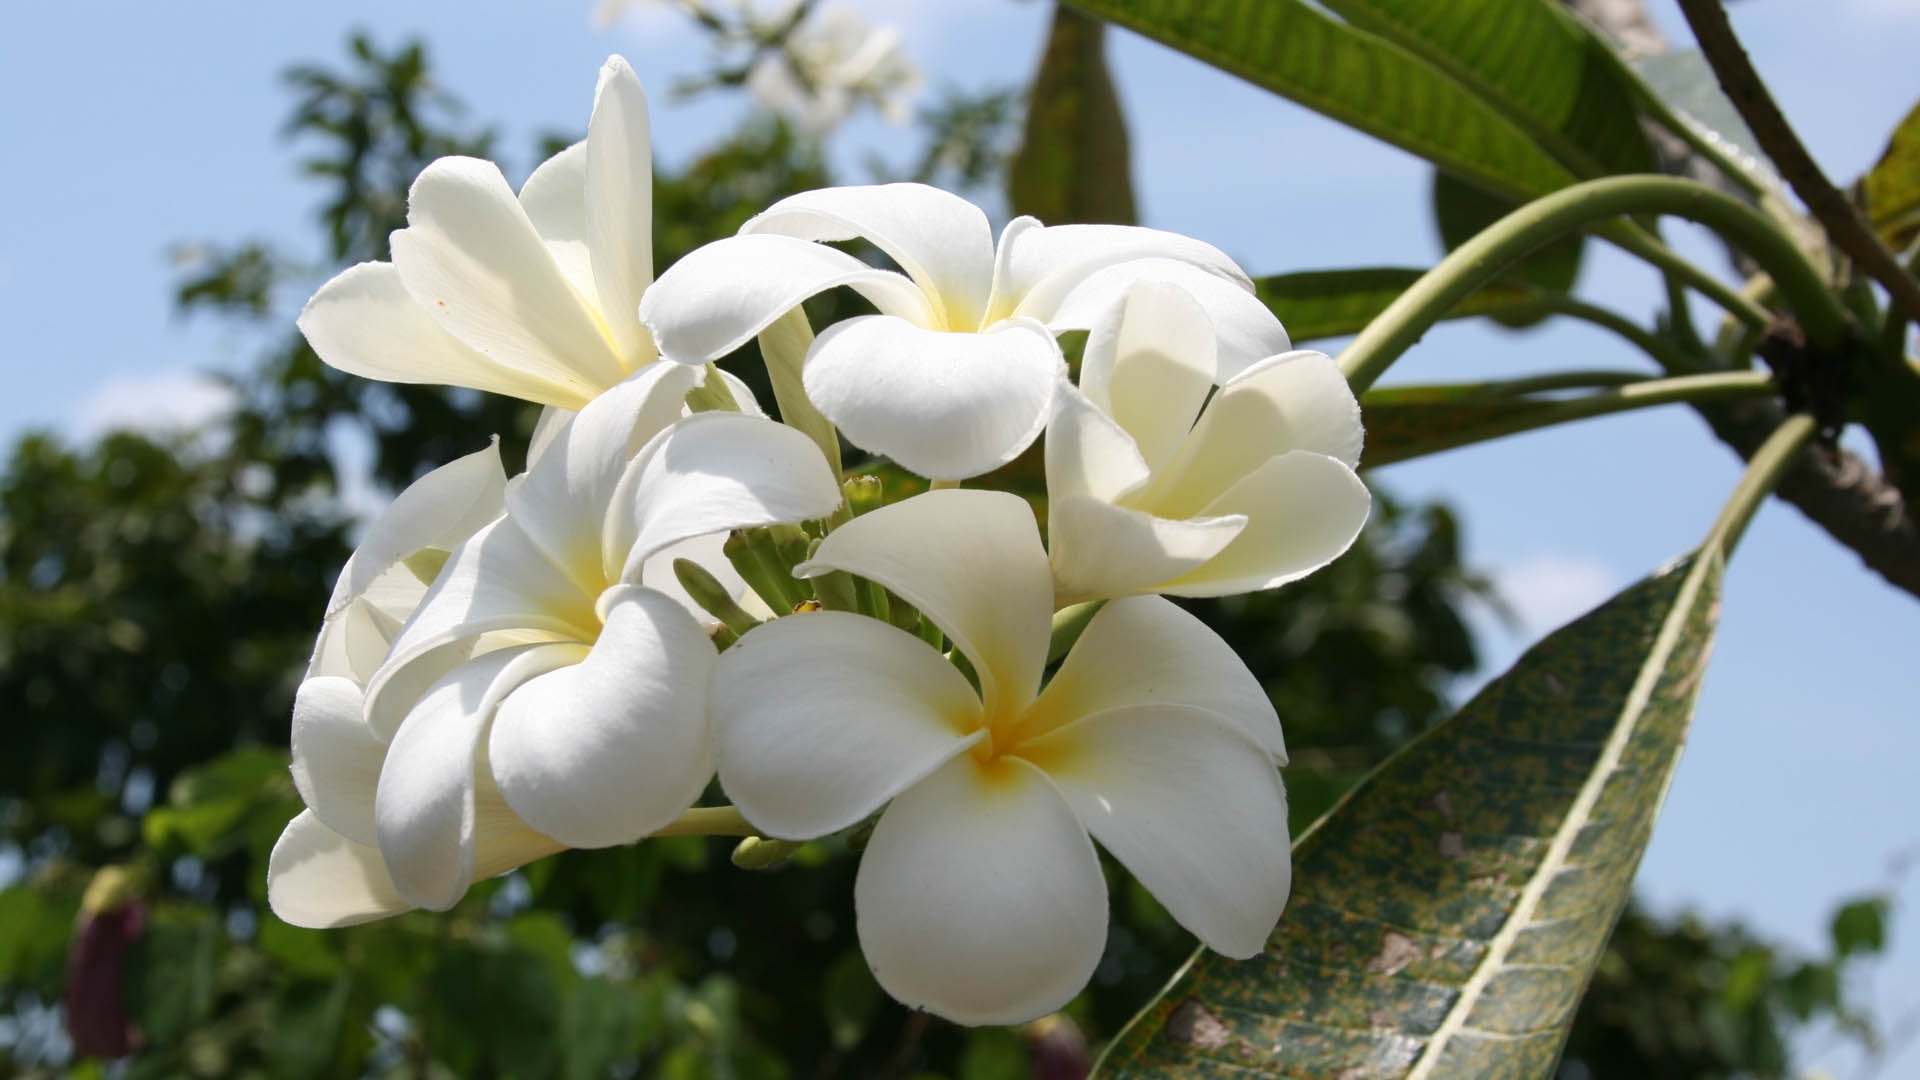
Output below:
[269,56,1369,1027]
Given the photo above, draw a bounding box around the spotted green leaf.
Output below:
[1862,101,1920,251]
[1096,551,1724,1078]
[1062,0,1575,203]
[1256,268,1537,343]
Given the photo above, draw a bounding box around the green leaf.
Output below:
[1862,101,1920,250]
[1432,171,1583,328]
[263,975,352,1080]
[1631,51,1780,188]
[1255,268,1538,343]
[1063,0,1575,202]
[1096,552,1725,1078]
[1008,5,1138,225]
[127,909,221,1044]
[1829,896,1889,960]
[1317,0,1657,178]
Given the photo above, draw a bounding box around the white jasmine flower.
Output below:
[1047,281,1371,604]
[270,364,841,925]
[639,183,1289,480]
[710,489,1292,1025]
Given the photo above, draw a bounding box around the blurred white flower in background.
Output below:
[746,3,919,134]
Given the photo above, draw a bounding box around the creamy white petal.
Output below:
[375,644,577,910]
[1023,706,1291,958]
[1047,495,1242,606]
[1162,451,1372,598]
[327,439,507,616]
[742,183,994,329]
[1078,282,1217,474]
[503,363,700,589]
[307,595,398,685]
[714,366,769,418]
[518,140,595,302]
[796,489,1052,719]
[609,413,843,583]
[641,233,935,365]
[1027,595,1284,757]
[713,610,982,840]
[391,156,628,392]
[1045,381,1151,505]
[299,262,594,408]
[268,811,410,929]
[989,217,1249,324]
[585,56,655,366]
[526,405,577,468]
[803,314,1063,480]
[855,754,1107,1026]
[488,587,715,848]
[289,675,386,846]
[1038,258,1291,383]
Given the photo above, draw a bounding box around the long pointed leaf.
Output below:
[1009,5,1139,225]
[1064,0,1575,202]
[1096,551,1724,1078]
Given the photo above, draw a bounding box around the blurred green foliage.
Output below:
[0,18,1895,1080]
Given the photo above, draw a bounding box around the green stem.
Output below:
[1530,294,1706,375]
[1339,176,1850,394]
[651,805,759,838]
[1608,224,1771,330]
[759,306,842,479]
[1360,370,1647,406]
[1701,413,1818,557]
[1364,370,1777,468]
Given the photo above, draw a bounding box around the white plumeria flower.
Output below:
[639,182,1289,480]
[1047,281,1372,605]
[711,489,1292,1025]
[746,3,920,134]
[272,364,841,926]
[268,439,529,928]
[298,56,748,413]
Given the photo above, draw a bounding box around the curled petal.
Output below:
[1028,594,1284,759]
[743,183,995,329]
[327,439,507,617]
[713,611,982,840]
[610,413,844,584]
[855,755,1107,1026]
[307,595,401,685]
[299,263,594,408]
[585,56,656,366]
[268,811,409,929]
[1023,706,1291,958]
[1163,451,1372,598]
[375,644,579,910]
[989,217,1250,324]
[1047,495,1242,606]
[391,156,627,391]
[1039,258,1291,383]
[804,314,1063,480]
[640,233,934,365]
[1077,282,1217,473]
[488,587,716,848]
[289,676,386,846]
[797,489,1052,719]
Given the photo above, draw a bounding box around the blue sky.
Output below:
[3,0,1917,1071]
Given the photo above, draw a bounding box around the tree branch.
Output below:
[1675,0,1920,328]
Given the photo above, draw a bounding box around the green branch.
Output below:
[1701,413,1819,557]
[1339,176,1852,394]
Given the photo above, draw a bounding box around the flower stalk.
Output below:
[1702,412,1819,558]
[760,305,843,477]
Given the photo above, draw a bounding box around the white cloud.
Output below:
[1492,553,1621,639]
[71,370,235,441]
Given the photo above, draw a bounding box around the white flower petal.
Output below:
[298,262,593,408]
[1163,451,1372,598]
[1078,282,1217,474]
[1045,380,1151,505]
[641,233,934,365]
[518,141,595,302]
[1146,352,1363,516]
[1027,595,1284,758]
[1039,258,1291,383]
[327,439,507,617]
[391,156,627,392]
[375,644,578,910]
[488,587,715,848]
[796,489,1051,718]
[742,183,995,329]
[307,595,397,685]
[1047,494,1242,605]
[526,405,577,467]
[804,314,1063,480]
[637,531,750,628]
[714,367,769,418]
[1024,706,1291,958]
[990,217,1250,324]
[713,610,981,840]
[610,412,844,583]
[855,754,1107,1026]
[503,363,701,588]
[585,56,655,366]
[268,811,410,929]
[289,675,386,846]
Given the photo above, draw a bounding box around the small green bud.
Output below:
[674,558,762,637]
[842,474,884,516]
